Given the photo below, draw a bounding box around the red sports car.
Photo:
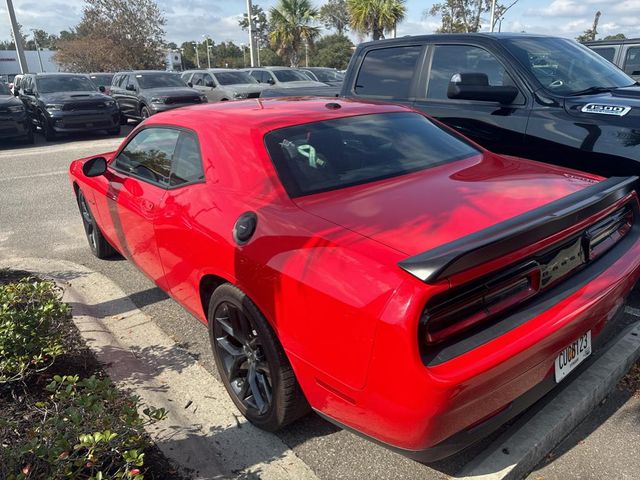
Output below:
[69,97,640,461]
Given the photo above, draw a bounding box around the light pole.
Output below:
[246,0,257,67]
[5,0,28,73]
[179,48,185,70]
[203,35,211,69]
[31,30,44,72]
[490,0,497,32]
[192,41,200,68]
[241,43,247,67]
[304,39,309,67]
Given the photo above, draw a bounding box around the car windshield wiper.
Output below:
[569,86,615,96]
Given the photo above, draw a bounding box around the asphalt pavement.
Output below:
[1,129,638,480]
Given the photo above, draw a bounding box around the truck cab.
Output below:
[340,33,640,177]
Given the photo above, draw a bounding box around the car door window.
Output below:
[354,45,423,99]
[427,45,518,101]
[203,74,215,87]
[592,47,616,63]
[624,47,640,76]
[113,128,180,187]
[191,73,204,86]
[170,132,205,187]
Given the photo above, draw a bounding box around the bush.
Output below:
[2,374,167,479]
[0,278,68,383]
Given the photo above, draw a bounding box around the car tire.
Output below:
[208,283,309,431]
[76,190,117,259]
[40,112,56,141]
[107,125,121,136]
[141,106,151,120]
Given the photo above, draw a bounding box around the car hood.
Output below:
[0,94,22,107]
[224,83,266,93]
[39,91,112,103]
[563,86,640,124]
[294,153,598,257]
[142,87,200,97]
[277,80,329,88]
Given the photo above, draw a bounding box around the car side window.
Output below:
[623,47,640,76]
[191,73,204,86]
[203,74,215,87]
[427,45,518,101]
[592,47,616,63]
[113,128,180,187]
[170,132,205,187]
[354,45,423,98]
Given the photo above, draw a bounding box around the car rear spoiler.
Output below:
[398,176,638,283]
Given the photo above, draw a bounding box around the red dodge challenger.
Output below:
[69,97,640,461]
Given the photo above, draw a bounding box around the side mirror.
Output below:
[205,81,215,88]
[23,88,33,95]
[98,85,106,93]
[82,157,107,177]
[187,81,193,88]
[126,84,136,92]
[267,78,275,85]
[447,73,518,104]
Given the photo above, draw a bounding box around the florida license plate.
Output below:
[554,331,591,382]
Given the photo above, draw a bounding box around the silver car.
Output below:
[181,69,266,102]
[244,67,328,89]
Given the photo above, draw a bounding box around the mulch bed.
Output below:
[0,269,186,479]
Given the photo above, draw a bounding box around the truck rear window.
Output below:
[264,112,480,197]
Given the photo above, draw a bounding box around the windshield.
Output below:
[502,37,635,95]
[265,112,479,197]
[136,73,187,89]
[0,83,9,95]
[213,71,257,85]
[36,76,97,93]
[90,74,113,86]
[309,69,344,82]
[273,69,311,82]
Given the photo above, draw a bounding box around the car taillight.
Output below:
[421,205,633,347]
[423,263,541,345]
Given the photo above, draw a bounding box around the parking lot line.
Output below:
[0,170,68,182]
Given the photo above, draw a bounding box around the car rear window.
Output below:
[264,112,480,197]
[136,73,187,89]
[215,71,257,85]
[272,69,310,82]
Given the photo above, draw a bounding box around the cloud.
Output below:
[529,0,588,17]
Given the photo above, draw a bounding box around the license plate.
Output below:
[554,331,591,382]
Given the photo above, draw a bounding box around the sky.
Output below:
[1,0,639,47]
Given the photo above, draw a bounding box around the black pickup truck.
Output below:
[264,33,640,177]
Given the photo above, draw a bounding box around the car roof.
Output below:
[143,96,411,135]
[584,38,640,46]
[356,32,560,49]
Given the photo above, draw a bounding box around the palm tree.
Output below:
[269,0,320,67]
[347,0,406,41]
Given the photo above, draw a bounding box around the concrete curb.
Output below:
[454,320,640,480]
[2,257,319,480]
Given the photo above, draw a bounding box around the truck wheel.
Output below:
[40,113,56,141]
[141,106,151,119]
[107,125,121,136]
[208,283,309,431]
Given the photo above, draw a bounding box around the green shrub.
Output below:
[0,278,68,383]
[2,374,167,479]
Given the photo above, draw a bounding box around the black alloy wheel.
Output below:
[141,106,151,119]
[76,190,117,259]
[208,284,309,431]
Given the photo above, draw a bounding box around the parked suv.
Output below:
[89,73,114,95]
[19,73,120,141]
[586,38,640,81]
[299,67,345,86]
[110,70,207,123]
[0,81,33,143]
[181,69,265,102]
[244,67,327,89]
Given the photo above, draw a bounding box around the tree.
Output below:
[239,4,271,47]
[428,0,505,33]
[602,33,626,41]
[269,0,320,67]
[310,34,354,69]
[319,0,351,35]
[576,11,601,43]
[55,0,166,72]
[347,0,406,41]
